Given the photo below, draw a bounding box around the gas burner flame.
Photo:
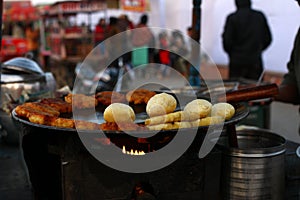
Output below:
[122,146,145,156]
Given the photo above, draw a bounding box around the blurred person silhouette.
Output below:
[157,31,171,79]
[125,15,135,30]
[105,16,121,67]
[186,26,201,86]
[275,2,300,192]
[186,27,193,53]
[94,18,107,47]
[104,16,135,85]
[169,30,189,79]
[222,0,272,80]
[118,14,133,62]
[106,17,120,39]
[118,14,134,31]
[118,14,135,80]
[131,14,155,70]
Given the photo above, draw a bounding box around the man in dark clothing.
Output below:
[222,0,272,80]
[275,0,300,140]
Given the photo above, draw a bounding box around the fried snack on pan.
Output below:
[174,117,225,128]
[146,92,177,117]
[75,120,100,130]
[145,111,183,125]
[50,117,75,128]
[117,122,147,131]
[146,116,223,130]
[15,105,45,119]
[64,93,98,109]
[28,114,75,129]
[126,89,156,104]
[103,103,135,123]
[99,122,147,131]
[15,102,60,118]
[40,98,72,113]
[146,123,175,131]
[210,103,235,120]
[27,112,75,129]
[198,116,225,127]
[146,120,200,131]
[183,99,212,121]
[174,120,201,129]
[27,113,56,125]
[99,122,119,131]
[95,91,126,106]
[173,121,192,129]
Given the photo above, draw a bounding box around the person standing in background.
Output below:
[169,30,189,79]
[131,14,155,68]
[94,18,107,46]
[186,26,201,86]
[275,2,300,198]
[275,0,300,128]
[94,18,107,55]
[105,17,121,67]
[222,0,272,80]
[124,14,134,30]
[117,14,135,80]
[157,31,171,79]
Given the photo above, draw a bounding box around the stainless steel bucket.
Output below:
[217,129,286,200]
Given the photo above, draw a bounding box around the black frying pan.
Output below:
[12,103,248,136]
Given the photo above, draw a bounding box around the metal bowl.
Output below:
[0,57,57,144]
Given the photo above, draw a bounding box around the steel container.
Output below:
[217,129,286,200]
[0,57,56,144]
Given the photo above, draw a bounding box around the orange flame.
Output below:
[122,146,145,156]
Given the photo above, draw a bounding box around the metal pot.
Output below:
[215,129,286,200]
[0,57,56,144]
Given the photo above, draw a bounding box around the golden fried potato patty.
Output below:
[40,98,72,113]
[64,93,98,109]
[126,89,156,104]
[15,102,60,118]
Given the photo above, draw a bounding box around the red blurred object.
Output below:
[3,1,39,22]
[65,26,83,34]
[1,36,28,62]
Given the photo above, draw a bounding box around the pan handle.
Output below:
[217,83,279,103]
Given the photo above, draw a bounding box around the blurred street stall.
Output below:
[38,0,107,88]
[1,1,39,62]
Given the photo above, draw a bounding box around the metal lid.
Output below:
[2,57,44,75]
[0,73,45,84]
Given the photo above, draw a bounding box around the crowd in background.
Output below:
[93,13,194,80]
[3,13,198,82]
